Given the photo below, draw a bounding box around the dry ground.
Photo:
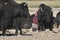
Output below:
[16,1,60,8]
[0,8,60,40]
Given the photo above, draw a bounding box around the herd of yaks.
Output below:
[0,0,60,36]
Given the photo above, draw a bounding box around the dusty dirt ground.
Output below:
[0,8,60,40]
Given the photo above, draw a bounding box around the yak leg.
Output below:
[15,27,19,36]
[19,28,23,35]
[2,28,6,36]
[49,24,53,31]
[57,23,59,29]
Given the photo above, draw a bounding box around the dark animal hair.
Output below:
[56,12,60,16]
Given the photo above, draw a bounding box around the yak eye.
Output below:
[4,2,7,5]
[20,9,23,12]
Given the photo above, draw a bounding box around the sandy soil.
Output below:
[0,8,60,40]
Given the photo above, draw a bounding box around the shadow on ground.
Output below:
[0,33,33,36]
